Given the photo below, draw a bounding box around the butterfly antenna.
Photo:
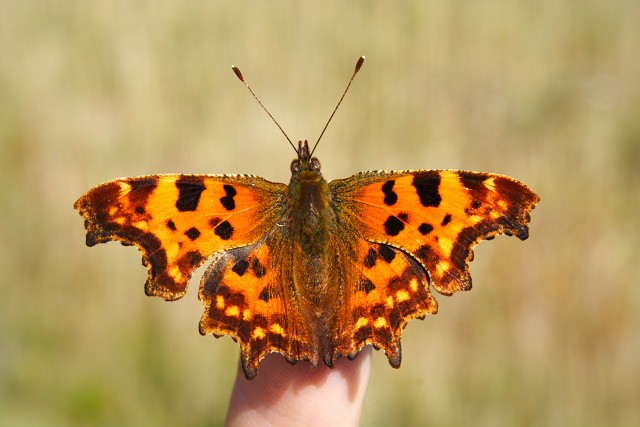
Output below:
[232,65,298,154]
[310,56,365,157]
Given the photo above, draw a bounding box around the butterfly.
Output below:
[74,57,539,379]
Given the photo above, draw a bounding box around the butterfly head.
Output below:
[291,140,321,174]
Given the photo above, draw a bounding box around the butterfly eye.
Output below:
[291,159,300,173]
[311,158,321,171]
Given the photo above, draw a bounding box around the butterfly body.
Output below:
[281,141,343,366]
[75,139,539,379]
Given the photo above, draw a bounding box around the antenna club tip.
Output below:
[355,56,365,74]
[231,66,244,82]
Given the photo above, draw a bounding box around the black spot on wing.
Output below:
[201,247,250,299]
[359,278,376,294]
[185,227,201,241]
[128,177,159,192]
[397,212,410,222]
[232,258,249,276]
[252,258,266,278]
[209,217,222,228]
[384,215,405,236]
[214,220,234,240]
[441,214,452,226]
[418,223,434,235]
[259,287,271,302]
[166,220,177,231]
[127,177,158,208]
[175,177,206,212]
[364,249,377,268]
[378,245,396,263]
[459,172,489,192]
[381,180,398,206]
[220,184,237,211]
[412,171,442,207]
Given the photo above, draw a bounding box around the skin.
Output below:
[225,346,372,427]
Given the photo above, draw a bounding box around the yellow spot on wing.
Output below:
[396,290,410,302]
[469,214,482,224]
[355,317,369,329]
[216,296,225,309]
[374,317,387,328]
[242,309,252,320]
[438,235,454,257]
[134,221,148,230]
[225,306,239,317]
[252,327,265,339]
[485,177,497,189]
[119,182,132,194]
[385,296,394,308]
[166,242,179,261]
[437,260,451,272]
[169,266,181,280]
[409,278,419,292]
[270,324,285,336]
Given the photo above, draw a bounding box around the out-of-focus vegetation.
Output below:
[1,1,639,426]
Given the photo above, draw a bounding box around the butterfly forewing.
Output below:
[74,174,287,300]
[330,170,540,296]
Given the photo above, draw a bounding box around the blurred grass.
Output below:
[1,0,639,426]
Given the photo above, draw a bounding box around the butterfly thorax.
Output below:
[288,141,335,255]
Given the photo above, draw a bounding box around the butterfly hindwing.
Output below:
[74,174,287,300]
[198,238,315,379]
[330,170,540,296]
[332,239,438,367]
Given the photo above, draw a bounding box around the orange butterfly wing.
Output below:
[75,174,321,378]
[197,237,317,379]
[329,170,539,366]
[74,174,287,300]
[330,239,437,366]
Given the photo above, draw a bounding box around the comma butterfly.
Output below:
[74,57,539,379]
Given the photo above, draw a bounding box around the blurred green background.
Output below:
[2,0,639,426]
